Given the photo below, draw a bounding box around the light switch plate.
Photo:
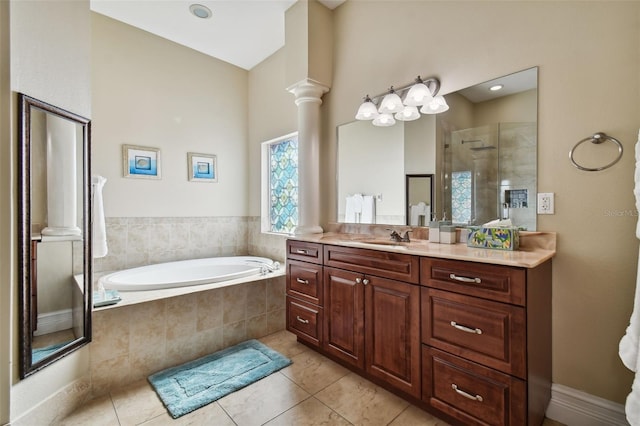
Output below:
[537,192,554,214]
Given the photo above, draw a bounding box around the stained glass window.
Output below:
[268,135,298,233]
[451,170,472,224]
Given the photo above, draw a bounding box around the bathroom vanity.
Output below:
[285,232,555,426]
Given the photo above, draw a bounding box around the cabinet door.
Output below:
[323,267,365,369]
[366,276,421,398]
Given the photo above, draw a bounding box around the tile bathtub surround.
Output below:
[93,217,254,274]
[89,276,286,399]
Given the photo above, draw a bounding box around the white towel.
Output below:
[361,195,375,224]
[410,202,430,226]
[345,195,357,223]
[92,175,108,258]
[620,129,640,425]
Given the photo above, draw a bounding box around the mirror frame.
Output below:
[405,174,434,226]
[18,93,92,378]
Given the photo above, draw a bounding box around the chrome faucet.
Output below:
[387,229,411,242]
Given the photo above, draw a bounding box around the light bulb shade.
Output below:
[378,92,404,114]
[355,100,379,120]
[404,82,434,106]
[420,95,450,114]
[372,113,396,127]
[395,106,420,121]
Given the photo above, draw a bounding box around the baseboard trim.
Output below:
[33,309,72,336]
[546,383,629,426]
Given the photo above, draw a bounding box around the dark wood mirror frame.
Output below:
[405,174,434,226]
[18,93,92,378]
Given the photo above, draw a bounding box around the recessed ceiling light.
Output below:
[190,4,212,19]
[489,84,504,92]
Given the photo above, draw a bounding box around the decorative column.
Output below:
[41,114,81,237]
[288,78,329,235]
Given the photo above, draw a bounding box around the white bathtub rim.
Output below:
[98,256,278,291]
[93,261,285,310]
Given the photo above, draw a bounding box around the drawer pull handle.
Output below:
[449,273,482,284]
[452,384,484,402]
[296,316,309,324]
[296,278,309,285]
[296,249,308,254]
[450,321,482,335]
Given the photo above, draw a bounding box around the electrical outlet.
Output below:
[537,192,555,214]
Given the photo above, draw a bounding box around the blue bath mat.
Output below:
[148,339,292,418]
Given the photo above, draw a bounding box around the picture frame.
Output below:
[187,152,218,182]
[122,144,161,179]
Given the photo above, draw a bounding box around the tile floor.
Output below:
[58,330,565,426]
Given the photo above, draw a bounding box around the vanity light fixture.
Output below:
[355,95,380,120]
[378,87,404,114]
[355,75,448,126]
[190,4,212,19]
[372,113,396,127]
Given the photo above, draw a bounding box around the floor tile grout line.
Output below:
[216,401,239,426]
[311,395,356,426]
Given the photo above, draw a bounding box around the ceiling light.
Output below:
[355,95,379,120]
[489,84,504,91]
[190,4,212,19]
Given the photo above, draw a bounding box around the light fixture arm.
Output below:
[368,76,440,105]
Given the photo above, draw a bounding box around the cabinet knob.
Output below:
[355,278,362,284]
[362,278,370,285]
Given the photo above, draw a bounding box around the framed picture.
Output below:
[122,144,161,179]
[187,152,218,182]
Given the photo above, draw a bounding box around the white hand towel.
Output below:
[92,175,108,258]
[345,195,357,223]
[352,193,364,214]
[620,129,640,425]
[361,195,375,224]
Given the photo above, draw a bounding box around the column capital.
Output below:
[287,78,330,105]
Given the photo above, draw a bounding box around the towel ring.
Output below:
[569,132,623,172]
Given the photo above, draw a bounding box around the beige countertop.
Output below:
[288,231,556,268]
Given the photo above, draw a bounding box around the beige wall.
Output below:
[92,13,249,218]
[8,0,92,422]
[323,1,639,403]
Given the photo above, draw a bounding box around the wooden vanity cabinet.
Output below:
[323,245,422,399]
[285,240,324,348]
[421,257,552,426]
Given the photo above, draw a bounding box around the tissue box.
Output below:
[466,226,520,251]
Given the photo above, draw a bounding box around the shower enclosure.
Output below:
[442,122,536,230]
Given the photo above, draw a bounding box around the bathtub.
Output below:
[98,256,280,291]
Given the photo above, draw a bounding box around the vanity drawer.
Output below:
[423,347,526,426]
[287,260,323,305]
[422,288,526,378]
[324,244,419,284]
[421,258,526,306]
[287,240,323,264]
[286,296,323,347]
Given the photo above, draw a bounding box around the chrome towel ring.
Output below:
[569,132,623,172]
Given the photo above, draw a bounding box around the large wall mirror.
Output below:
[18,93,92,378]
[337,67,538,230]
